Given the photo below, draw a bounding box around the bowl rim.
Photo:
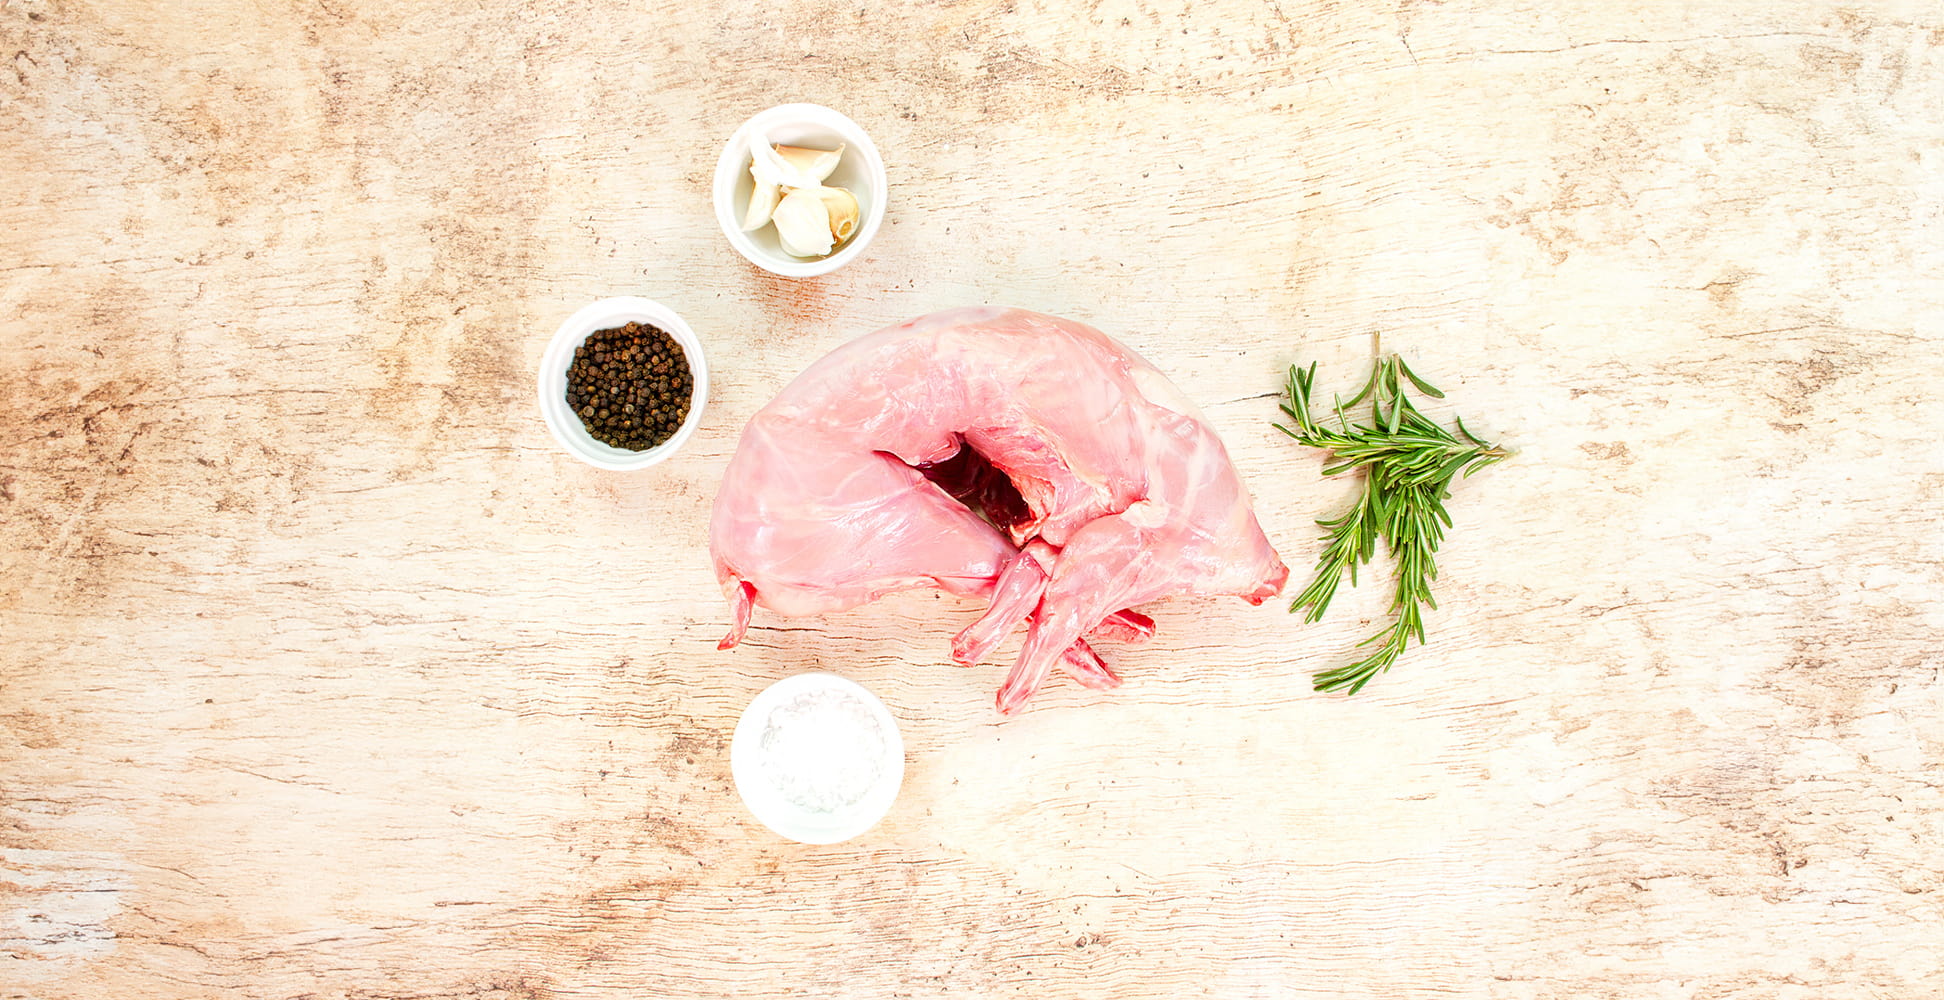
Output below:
[730,671,906,844]
[712,103,888,279]
[536,296,709,471]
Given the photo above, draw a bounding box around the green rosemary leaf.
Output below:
[1339,364,1380,410]
[1397,357,1447,399]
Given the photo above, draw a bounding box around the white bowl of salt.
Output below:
[731,672,905,844]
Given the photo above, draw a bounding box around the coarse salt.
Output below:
[757,688,887,815]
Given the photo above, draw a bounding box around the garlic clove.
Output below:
[771,187,836,257]
[775,144,844,183]
[742,170,782,231]
[750,134,820,190]
[816,185,860,243]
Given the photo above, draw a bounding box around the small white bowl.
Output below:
[536,296,708,471]
[731,672,905,845]
[712,103,888,278]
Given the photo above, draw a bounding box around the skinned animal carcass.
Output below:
[710,307,1287,714]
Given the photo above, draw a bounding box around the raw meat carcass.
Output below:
[710,307,1288,714]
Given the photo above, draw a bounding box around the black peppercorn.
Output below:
[564,321,694,451]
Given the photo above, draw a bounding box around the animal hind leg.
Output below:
[1060,638,1121,690]
[951,541,1056,666]
[995,504,1166,714]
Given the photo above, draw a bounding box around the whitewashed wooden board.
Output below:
[3,1,1940,997]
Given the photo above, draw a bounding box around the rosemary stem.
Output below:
[1274,353,1506,694]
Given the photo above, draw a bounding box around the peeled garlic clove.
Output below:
[742,169,781,231]
[775,144,844,183]
[771,187,835,258]
[816,185,859,243]
[750,134,819,189]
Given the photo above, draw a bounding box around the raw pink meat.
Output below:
[710,307,1288,714]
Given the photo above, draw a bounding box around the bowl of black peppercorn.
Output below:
[538,297,708,471]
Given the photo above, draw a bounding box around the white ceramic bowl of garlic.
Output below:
[730,672,904,844]
[712,104,888,278]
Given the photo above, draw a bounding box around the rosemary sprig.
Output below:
[1275,353,1508,694]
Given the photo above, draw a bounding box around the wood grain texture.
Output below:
[3,1,1941,997]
